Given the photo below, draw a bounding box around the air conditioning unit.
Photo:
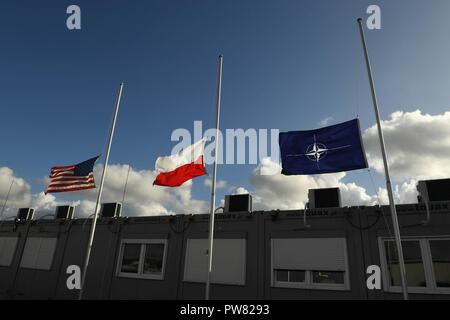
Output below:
[308,188,341,209]
[417,178,450,202]
[17,208,35,220]
[55,205,75,220]
[100,202,122,218]
[224,194,252,213]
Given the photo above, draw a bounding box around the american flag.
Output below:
[45,156,99,194]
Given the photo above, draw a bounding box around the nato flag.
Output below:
[279,119,368,175]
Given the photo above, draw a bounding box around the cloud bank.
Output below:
[0,110,448,216]
[363,110,450,181]
[231,110,450,211]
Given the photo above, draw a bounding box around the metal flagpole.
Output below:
[122,164,131,205]
[0,180,14,221]
[357,18,408,300]
[205,54,223,300]
[78,82,124,300]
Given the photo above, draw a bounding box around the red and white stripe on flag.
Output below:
[45,164,95,194]
[153,138,207,187]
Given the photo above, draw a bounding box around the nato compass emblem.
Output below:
[287,135,352,169]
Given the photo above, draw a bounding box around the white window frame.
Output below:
[116,239,168,280]
[272,269,307,289]
[379,236,450,295]
[271,238,350,291]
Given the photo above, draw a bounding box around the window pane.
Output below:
[275,269,288,282]
[120,244,141,274]
[429,240,450,288]
[312,271,345,284]
[385,240,426,287]
[289,270,305,283]
[143,243,164,275]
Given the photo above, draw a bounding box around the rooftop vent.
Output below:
[308,188,341,209]
[16,208,35,221]
[417,178,450,202]
[55,205,75,220]
[224,194,252,213]
[100,202,122,218]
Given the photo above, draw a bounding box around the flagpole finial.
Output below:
[357,17,363,23]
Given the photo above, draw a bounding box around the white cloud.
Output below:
[30,192,71,219]
[2,109,448,217]
[363,110,450,181]
[0,167,32,208]
[66,164,208,217]
[376,179,419,205]
[225,110,446,212]
[233,158,420,211]
[0,167,32,220]
[233,187,250,195]
[203,178,227,189]
[240,158,369,210]
[319,117,333,127]
[0,164,208,220]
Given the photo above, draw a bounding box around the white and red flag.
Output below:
[153,138,207,187]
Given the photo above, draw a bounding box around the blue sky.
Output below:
[1,0,450,210]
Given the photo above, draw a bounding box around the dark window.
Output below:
[120,244,141,274]
[429,240,450,288]
[289,270,305,282]
[275,269,305,283]
[385,240,426,287]
[312,271,345,284]
[275,269,288,282]
[143,243,165,275]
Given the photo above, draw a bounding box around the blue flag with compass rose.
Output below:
[279,119,368,175]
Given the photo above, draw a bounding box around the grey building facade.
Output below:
[0,201,449,300]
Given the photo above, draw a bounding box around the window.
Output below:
[20,237,57,270]
[274,269,306,283]
[143,243,165,275]
[380,237,450,294]
[271,238,350,290]
[117,239,167,280]
[120,244,140,274]
[0,237,18,267]
[183,238,246,285]
[384,240,426,287]
[312,271,345,285]
[429,240,450,288]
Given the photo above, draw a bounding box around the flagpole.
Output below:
[357,18,408,300]
[0,180,14,221]
[122,164,131,205]
[205,54,223,300]
[78,82,124,300]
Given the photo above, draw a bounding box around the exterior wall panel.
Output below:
[0,203,449,300]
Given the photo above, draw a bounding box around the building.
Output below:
[0,182,449,300]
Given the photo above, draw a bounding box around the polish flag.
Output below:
[153,138,207,187]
